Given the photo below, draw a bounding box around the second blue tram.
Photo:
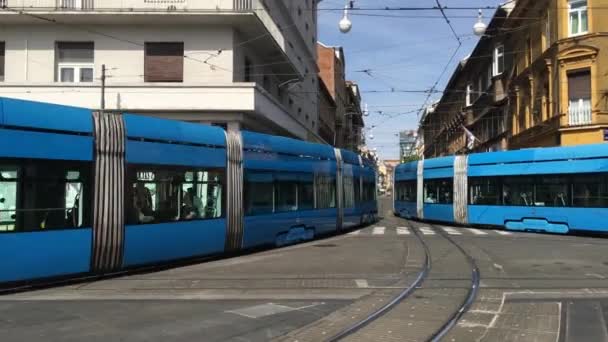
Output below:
[394,144,608,234]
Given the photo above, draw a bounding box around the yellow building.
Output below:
[422,0,608,157]
[508,0,608,148]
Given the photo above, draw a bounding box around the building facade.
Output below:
[0,0,324,142]
[317,43,364,152]
[422,0,608,157]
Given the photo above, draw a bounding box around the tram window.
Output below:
[298,178,315,210]
[343,174,356,208]
[502,176,534,206]
[127,167,224,224]
[0,160,91,232]
[424,179,453,204]
[469,178,500,205]
[396,181,416,202]
[315,174,336,209]
[362,179,376,202]
[572,174,608,207]
[535,176,569,207]
[0,169,17,231]
[276,180,298,212]
[353,177,362,204]
[244,171,274,215]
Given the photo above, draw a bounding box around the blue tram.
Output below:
[394,144,608,233]
[0,97,377,285]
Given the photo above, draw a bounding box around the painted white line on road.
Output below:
[348,230,361,235]
[467,228,488,235]
[355,279,369,288]
[419,227,435,235]
[373,227,385,235]
[396,227,410,235]
[442,226,462,235]
[494,230,512,236]
[586,273,606,279]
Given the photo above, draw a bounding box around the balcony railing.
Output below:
[57,0,94,9]
[233,0,250,10]
[568,99,592,126]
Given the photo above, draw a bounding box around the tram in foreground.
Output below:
[394,144,608,234]
[0,97,377,286]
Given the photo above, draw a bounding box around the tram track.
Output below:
[427,222,481,342]
[327,219,480,341]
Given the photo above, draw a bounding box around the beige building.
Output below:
[0,0,325,142]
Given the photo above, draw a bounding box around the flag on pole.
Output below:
[462,125,477,150]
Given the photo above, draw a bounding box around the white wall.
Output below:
[1,24,234,84]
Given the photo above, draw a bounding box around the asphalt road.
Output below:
[2,197,608,341]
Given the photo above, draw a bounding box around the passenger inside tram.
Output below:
[134,183,155,223]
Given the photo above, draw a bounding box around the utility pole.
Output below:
[100,64,106,112]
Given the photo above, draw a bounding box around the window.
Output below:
[569,0,588,36]
[276,180,297,212]
[298,175,315,210]
[343,174,355,208]
[244,172,274,215]
[568,70,592,125]
[544,11,551,50]
[315,173,336,209]
[244,57,252,82]
[469,177,500,205]
[126,167,224,225]
[487,66,493,89]
[536,176,569,207]
[573,174,608,207]
[493,44,504,76]
[56,42,94,83]
[477,78,483,99]
[395,181,416,202]
[0,160,91,232]
[465,83,473,106]
[526,36,532,66]
[468,174,608,208]
[144,42,184,82]
[361,178,376,202]
[424,179,453,204]
[0,42,4,82]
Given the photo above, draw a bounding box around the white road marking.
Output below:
[396,227,410,235]
[441,226,462,235]
[373,227,385,235]
[419,227,435,235]
[494,230,512,235]
[586,273,606,279]
[467,228,488,235]
[348,230,361,235]
[355,279,369,288]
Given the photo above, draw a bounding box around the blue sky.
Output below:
[317,0,504,159]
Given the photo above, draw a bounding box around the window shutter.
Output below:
[568,70,591,100]
[57,42,94,63]
[145,42,184,82]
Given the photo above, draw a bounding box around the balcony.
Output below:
[568,99,592,126]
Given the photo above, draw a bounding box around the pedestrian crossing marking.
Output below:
[396,227,410,235]
[442,226,462,235]
[373,227,386,235]
[467,228,488,235]
[419,227,435,235]
[347,227,515,237]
